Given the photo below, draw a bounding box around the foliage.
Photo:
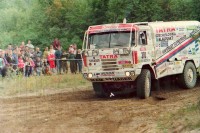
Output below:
[0,0,199,50]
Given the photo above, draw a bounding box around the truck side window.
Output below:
[139,31,147,45]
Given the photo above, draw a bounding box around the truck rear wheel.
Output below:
[92,82,107,97]
[179,62,197,89]
[136,69,151,99]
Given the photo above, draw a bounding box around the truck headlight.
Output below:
[88,73,93,78]
[125,71,130,77]
[130,71,135,76]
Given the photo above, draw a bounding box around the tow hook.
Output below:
[110,92,115,97]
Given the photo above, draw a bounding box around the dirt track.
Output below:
[0,81,199,133]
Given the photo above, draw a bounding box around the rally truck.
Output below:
[82,21,200,98]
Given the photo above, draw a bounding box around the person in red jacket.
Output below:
[47,49,56,73]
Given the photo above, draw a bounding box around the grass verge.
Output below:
[158,100,200,132]
[0,74,91,97]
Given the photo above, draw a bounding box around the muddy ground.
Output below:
[0,80,199,133]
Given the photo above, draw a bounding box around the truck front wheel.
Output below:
[136,69,151,99]
[92,82,107,97]
[179,62,197,89]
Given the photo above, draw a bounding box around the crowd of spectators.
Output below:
[0,38,82,78]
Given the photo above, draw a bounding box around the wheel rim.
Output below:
[187,68,194,83]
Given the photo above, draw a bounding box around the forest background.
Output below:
[0,0,199,50]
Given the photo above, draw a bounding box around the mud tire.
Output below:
[136,69,151,99]
[92,82,107,97]
[178,62,197,89]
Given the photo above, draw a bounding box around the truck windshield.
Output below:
[88,31,134,49]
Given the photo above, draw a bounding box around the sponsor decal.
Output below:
[100,55,118,59]
[162,35,187,55]
[156,27,176,33]
[160,41,169,47]
[160,68,167,75]
[187,26,197,31]
[175,61,181,65]
[176,27,185,32]
[122,64,133,68]
[176,33,185,37]
[168,62,174,65]
[141,52,147,59]
[157,36,173,41]
[101,72,115,76]
[156,32,176,42]
[140,46,146,51]
[140,59,150,62]
[181,56,188,60]
[188,40,200,55]
[89,59,100,62]
[118,60,131,64]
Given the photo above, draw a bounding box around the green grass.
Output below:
[158,101,200,132]
[0,74,91,96]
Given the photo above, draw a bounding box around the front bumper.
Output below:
[83,69,141,82]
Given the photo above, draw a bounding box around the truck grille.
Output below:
[101,59,119,71]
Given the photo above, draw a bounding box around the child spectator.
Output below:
[42,59,51,75]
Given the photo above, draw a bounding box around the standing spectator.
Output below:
[0,50,8,77]
[18,55,25,75]
[24,56,31,77]
[33,47,42,73]
[43,47,49,60]
[20,41,25,51]
[49,45,55,54]
[35,57,43,76]
[7,44,13,51]
[48,49,56,73]
[12,48,18,71]
[5,50,12,66]
[55,46,62,74]
[68,45,76,74]
[73,44,77,73]
[53,38,61,50]
[61,50,68,74]
[75,49,82,73]
[34,47,43,59]
[24,46,30,58]
[26,40,34,49]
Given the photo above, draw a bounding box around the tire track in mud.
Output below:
[0,83,199,133]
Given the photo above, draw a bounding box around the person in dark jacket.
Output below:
[55,46,62,74]
[61,50,68,74]
[75,49,82,73]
